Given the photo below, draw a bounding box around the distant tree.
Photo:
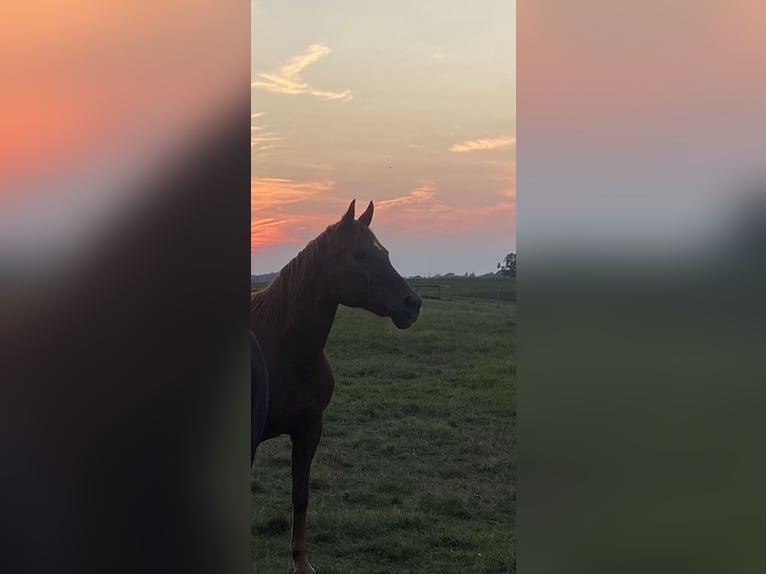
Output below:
[469,272,475,278]
[497,252,516,277]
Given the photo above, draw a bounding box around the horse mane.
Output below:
[251,220,371,333]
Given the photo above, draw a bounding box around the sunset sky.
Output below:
[251,1,516,276]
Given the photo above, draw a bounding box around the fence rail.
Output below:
[411,281,515,305]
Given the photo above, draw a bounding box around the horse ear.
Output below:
[358,200,374,226]
[341,199,356,226]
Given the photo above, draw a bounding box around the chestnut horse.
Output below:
[251,332,269,461]
[251,199,422,574]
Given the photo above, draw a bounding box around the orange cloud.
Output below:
[251,177,334,210]
[374,181,514,235]
[449,136,516,153]
[251,43,352,101]
[250,175,515,253]
[251,217,302,251]
[251,177,340,252]
[377,182,438,210]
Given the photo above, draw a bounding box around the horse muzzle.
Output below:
[390,293,422,329]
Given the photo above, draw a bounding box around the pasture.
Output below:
[252,279,516,573]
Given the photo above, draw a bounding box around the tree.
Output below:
[497,252,516,277]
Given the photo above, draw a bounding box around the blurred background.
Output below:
[1,3,250,573]
[519,2,766,573]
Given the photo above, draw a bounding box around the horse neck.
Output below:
[288,285,338,353]
[262,244,339,354]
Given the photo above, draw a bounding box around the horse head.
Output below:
[324,199,422,329]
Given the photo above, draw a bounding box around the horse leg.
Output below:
[289,419,322,574]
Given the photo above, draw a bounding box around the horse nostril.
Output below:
[404,294,422,311]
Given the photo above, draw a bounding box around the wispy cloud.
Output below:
[251,133,284,149]
[449,136,516,153]
[251,112,285,160]
[251,177,339,251]
[377,182,438,210]
[251,177,335,212]
[251,134,285,160]
[251,217,303,252]
[251,43,352,102]
[373,181,514,235]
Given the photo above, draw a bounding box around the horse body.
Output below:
[256,327,336,441]
[251,200,421,574]
[254,275,337,440]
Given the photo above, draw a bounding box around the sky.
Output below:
[251,0,516,276]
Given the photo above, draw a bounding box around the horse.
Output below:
[251,199,422,574]
[251,332,269,462]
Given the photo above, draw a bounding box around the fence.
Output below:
[412,283,450,300]
[411,281,515,306]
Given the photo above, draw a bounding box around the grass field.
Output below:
[252,281,515,573]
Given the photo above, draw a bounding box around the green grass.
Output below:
[252,296,515,573]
